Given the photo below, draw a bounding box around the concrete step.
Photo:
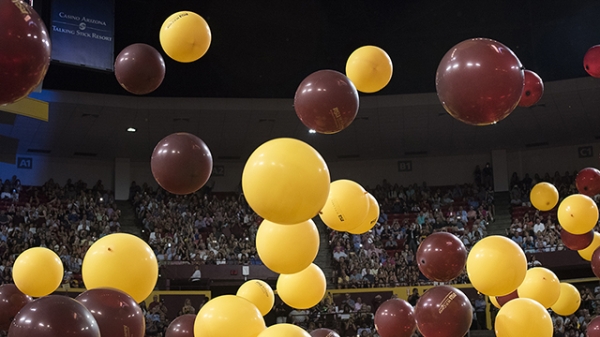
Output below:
[468,330,495,337]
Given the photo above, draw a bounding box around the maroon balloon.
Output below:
[518,70,544,107]
[0,0,51,105]
[588,316,600,337]
[416,232,467,282]
[576,167,600,197]
[496,289,519,307]
[294,69,359,134]
[0,284,32,331]
[436,38,524,126]
[151,132,213,195]
[561,229,594,251]
[310,328,341,337]
[166,314,196,337]
[591,247,600,279]
[374,298,416,337]
[8,295,100,337]
[76,288,145,337]
[115,43,166,95]
[584,45,600,78]
[414,286,472,337]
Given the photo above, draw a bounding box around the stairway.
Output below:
[312,217,334,285]
[115,200,142,237]
[468,330,495,337]
[486,191,511,236]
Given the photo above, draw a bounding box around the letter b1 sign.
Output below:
[17,157,33,169]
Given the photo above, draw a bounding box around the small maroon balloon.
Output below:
[584,45,600,78]
[166,314,196,337]
[518,70,544,107]
[436,38,524,126]
[0,0,51,105]
[414,286,472,337]
[0,284,32,331]
[76,288,144,337]
[496,289,519,307]
[416,232,467,282]
[151,132,213,195]
[310,328,341,337]
[588,316,600,337]
[294,69,359,134]
[591,248,600,279]
[575,167,600,197]
[9,295,100,337]
[374,298,416,337]
[561,229,594,251]
[115,43,166,95]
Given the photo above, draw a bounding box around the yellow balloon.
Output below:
[13,247,63,297]
[466,235,527,296]
[551,283,581,316]
[345,45,393,93]
[277,264,326,309]
[160,11,211,63]
[490,296,501,309]
[578,232,600,261]
[530,182,559,211]
[557,194,599,235]
[348,193,380,234]
[236,280,275,316]
[257,324,310,337]
[517,267,560,308]
[82,233,158,303]
[194,295,266,337]
[242,138,330,225]
[320,179,369,232]
[256,219,319,274]
[495,298,553,337]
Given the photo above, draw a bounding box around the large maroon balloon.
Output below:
[496,289,519,307]
[374,298,416,337]
[310,328,341,337]
[436,38,524,126]
[518,70,544,107]
[0,284,32,331]
[576,167,600,197]
[9,295,100,337]
[151,132,213,195]
[584,45,600,78]
[416,232,467,282]
[115,43,166,95]
[76,288,144,337]
[414,286,472,337]
[561,229,594,251]
[294,69,359,134]
[0,0,51,105]
[588,316,600,337]
[166,314,196,337]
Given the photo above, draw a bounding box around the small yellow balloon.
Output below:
[13,247,63,297]
[557,194,599,235]
[242,138,330,225]
[236,280,275,316]
[348,193,380,234]
[277,264,326,310]
[160,11,211,63]
[257,324,310,337]
[551,283,581,316]
[490,296,501,309]
[495,298,553,337]
[517,267,560,308]
[578,232,600,261]
[194,295,266,337]
[320,179,370,232]
[82,233,158,303]
[466,235,527,296]
[256,219,319,274]
[346,45,393,93]
[530,182,559,211]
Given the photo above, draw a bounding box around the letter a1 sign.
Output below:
[17,157,33,169]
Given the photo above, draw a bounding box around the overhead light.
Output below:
[127,127,136,132]
[308,129,316,134]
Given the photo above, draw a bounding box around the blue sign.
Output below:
[17,157,33,169]
[50,0,115,71]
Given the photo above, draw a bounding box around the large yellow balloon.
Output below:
[257,324,310,337]
[160,11,211,63]
[551,283,581,316]
[530,182,559,211]
[242,138,330,225]
[558,194,599,234]
[320,179,369,232]
[517,267,560,308]
[194,295,266,337]
[345,46,393,93]
[578,232,600,261]
[256,219,319,274]
[236,280,275,316]
[466,235,527,296]
[82,233,158,303]
[495,298,553,337]
[13,247,63,297]
[277,264,326,309]
[348,193,380,234]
